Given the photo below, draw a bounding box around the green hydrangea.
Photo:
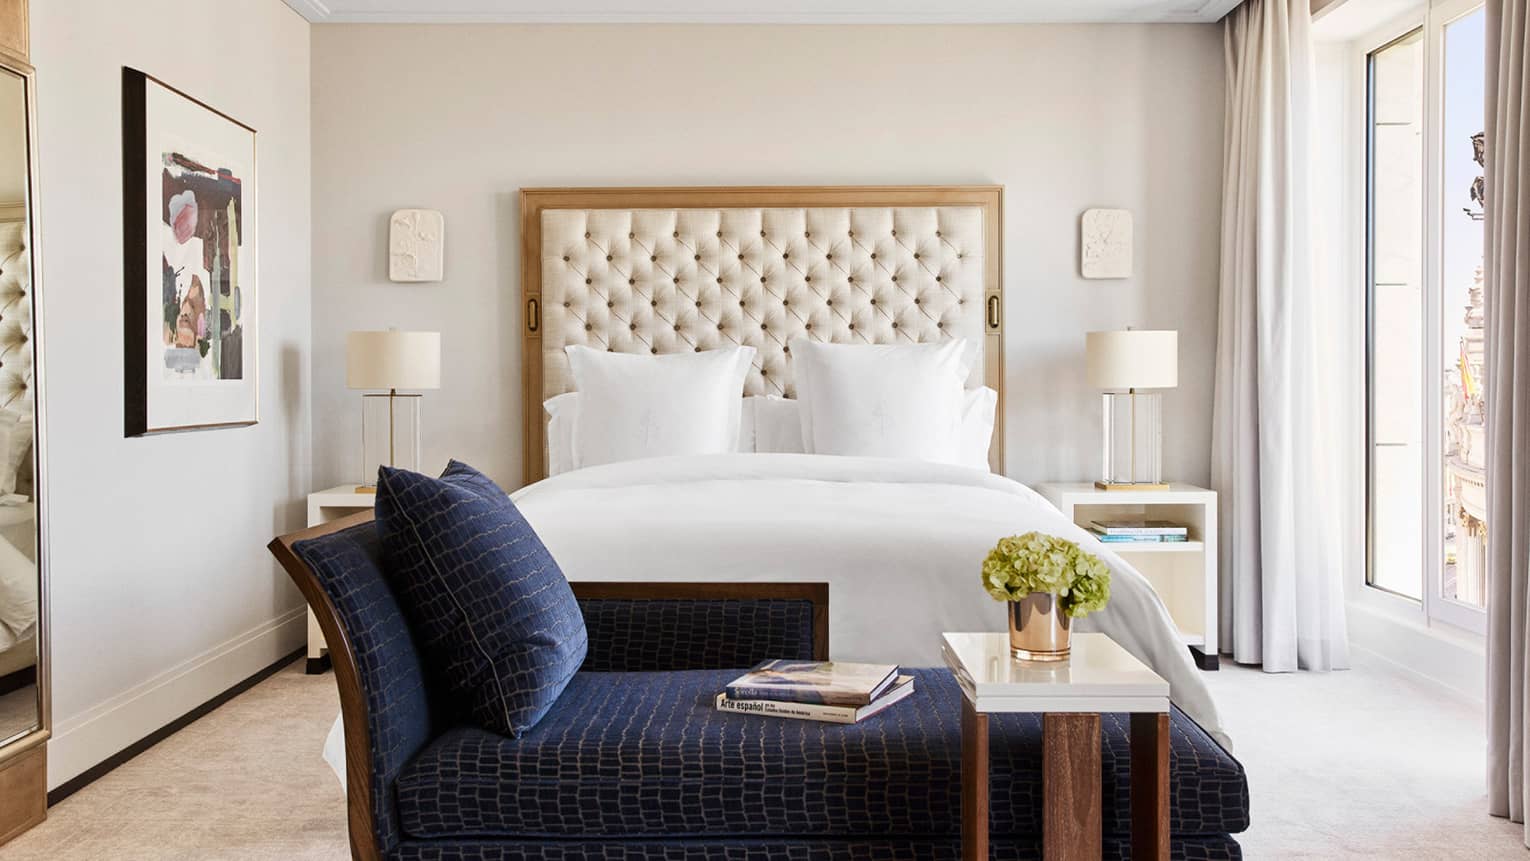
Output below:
[980,531,1111,619]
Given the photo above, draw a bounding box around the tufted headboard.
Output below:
[519,186,1003,485]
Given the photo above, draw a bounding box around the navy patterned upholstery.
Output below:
[292,522,436,858]
[397,668,1247,842]
[578,597,817,671]
[392,835,1243,860]
[287,520,1245,861]
[376,461,588,737]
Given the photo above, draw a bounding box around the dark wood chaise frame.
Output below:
[268,512,830,861]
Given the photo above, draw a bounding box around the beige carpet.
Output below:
[1,663,347,860]
[0,653,1522,859]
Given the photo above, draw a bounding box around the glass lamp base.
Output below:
[1099,390,1163,487]
[359,392,422,487]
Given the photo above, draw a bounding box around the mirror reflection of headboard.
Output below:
[0,219,30,498]
[519,186,1004,485]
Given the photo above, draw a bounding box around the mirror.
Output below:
[0,59,41,748]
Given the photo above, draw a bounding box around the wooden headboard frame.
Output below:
[519,185,1004,485]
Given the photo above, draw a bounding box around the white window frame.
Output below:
[1351,0,1486,637]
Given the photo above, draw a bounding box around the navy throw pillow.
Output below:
[375,460,587,737]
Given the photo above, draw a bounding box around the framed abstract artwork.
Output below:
[122,68,257,436]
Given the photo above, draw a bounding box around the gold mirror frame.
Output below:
[0,43,50,766]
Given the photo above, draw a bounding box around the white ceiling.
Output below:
[283,0,1244,25]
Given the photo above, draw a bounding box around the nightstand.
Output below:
[303,485,377,674]
[1037,483,1219,670]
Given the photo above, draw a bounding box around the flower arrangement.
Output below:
[981,532,1111,618]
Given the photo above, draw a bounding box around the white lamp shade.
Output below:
[346,331,442,391]
[1085,330,1178,390]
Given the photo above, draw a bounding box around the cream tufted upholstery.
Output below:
[0,220,33,496]
[540,206,988,400]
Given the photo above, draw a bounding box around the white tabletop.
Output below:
[941,632,1169,714]
[1036,482,1215,502]
[310,485,378,506]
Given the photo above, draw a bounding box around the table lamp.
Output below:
[346,330,441,492]
[1085,329,1177,490]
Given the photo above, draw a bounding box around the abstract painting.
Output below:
[123,69,257,435]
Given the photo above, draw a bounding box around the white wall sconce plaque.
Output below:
[1080,208,1133,279]
[389,208,445,282]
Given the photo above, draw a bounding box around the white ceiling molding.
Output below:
[284,0,334,20]
[283,0,1244,25]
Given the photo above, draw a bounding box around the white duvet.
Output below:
[513,454,1227,747]
[322,453,1228,786]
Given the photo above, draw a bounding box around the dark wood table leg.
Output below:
[1131,712,1170,861]
[1042,713,1102,861]
[961,697,989,861]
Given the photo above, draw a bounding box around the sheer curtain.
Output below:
[1212,0,1351,672]
[1484,0,1530,839]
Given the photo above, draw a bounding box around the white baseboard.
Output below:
[1347,601,1485,704]
[48,607,308,789]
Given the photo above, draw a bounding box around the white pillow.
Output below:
[957,386,998,470]
[747,395,806,454]
[564,345,755,469]
[747,388,996,466]
[547,391,762,475]
[0,410,30,497]
[543,392,579,476]
[790,339,969,463]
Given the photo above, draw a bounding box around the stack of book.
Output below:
[1088,519,1190,543]
[715,659,914,724]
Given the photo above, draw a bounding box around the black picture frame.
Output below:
[122,67,258,436]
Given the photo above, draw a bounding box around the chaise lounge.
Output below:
[271,512,1249,860]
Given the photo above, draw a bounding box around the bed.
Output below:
[320,185,1229,792]
[510,185,1226,744]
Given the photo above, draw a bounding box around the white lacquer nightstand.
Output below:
[303,485,377,674]
[1037,482,1219,670]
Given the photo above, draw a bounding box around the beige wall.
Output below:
[33,0,311,786]
[311,24,1224,488]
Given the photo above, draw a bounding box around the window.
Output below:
[1363,1,1486,632]
[1438,7,1487,616]
[1366,27,1425,602]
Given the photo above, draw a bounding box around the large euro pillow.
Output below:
[376,460,587,737]
[544,386,758,477]
[565,344,755,469]
[747,388,996,467]
[789,338,971,464]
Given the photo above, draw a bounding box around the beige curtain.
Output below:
[1213,0,1351,672]
[1485,0,1530,839]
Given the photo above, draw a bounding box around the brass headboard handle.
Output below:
[526,297,540,334]
[987,295,1000,331]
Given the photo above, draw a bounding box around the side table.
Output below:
[304,485,377,673]
[942,631,1170,861]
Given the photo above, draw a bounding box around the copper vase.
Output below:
[1008,593,1071,661]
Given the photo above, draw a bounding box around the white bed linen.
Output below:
[513,453,1226,746]
[0,500,35,652]
[321,453,1228,786]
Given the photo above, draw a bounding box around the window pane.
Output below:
[1368,29,1425,601]
[1441,7,1487,610]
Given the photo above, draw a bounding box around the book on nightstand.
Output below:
[1090,530,1190,544]
[723,659,900,706]
[1089,519,1189,537]
[716,675,916,724]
